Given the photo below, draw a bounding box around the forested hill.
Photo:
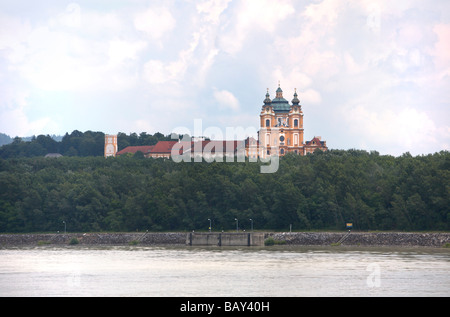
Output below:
[0,130,172,158]
[0,150,448,233]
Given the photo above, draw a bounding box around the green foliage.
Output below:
[0,149,448,233]
[264,237,275,246]
[69,238,79,245]
[264,237,287,246]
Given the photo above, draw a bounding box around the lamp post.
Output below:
[208,218,211,232]
[235,218,238,232]
[249,219,253,232]
[62,221,66,234]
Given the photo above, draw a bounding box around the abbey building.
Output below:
[106,85,327,158]
[257,85,327,157]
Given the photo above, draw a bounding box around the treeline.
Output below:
[0,150,448,233]
[0,130,172,158]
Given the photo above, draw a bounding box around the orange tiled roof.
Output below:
[305,137,326,147]
[189,140,246,153]
[116,145,154,155]
[150,141,178,153]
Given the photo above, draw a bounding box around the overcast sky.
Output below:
[0,0,449,156]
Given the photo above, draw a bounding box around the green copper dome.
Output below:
[271,98,290,111]
[272,86,291,112]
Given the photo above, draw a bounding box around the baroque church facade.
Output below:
[258,85,327,157]
[106,85,327,158]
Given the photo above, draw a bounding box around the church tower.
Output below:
[259,85,305,157]
[104,134,118,157]
[258,84,327,157]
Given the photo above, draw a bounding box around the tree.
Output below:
[0,149,448,233]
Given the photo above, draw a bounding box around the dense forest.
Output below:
[0,148,448,233]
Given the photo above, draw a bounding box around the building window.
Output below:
[294,119,298,127]
[266,119,270,127]
[280,149,285,155]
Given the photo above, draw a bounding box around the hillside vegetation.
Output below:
[0,149,448,233]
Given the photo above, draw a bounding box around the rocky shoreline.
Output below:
[0,232,449,248]
[0,232,186,247]
[269,232,450,247]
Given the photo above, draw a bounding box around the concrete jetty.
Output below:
[186,232,265,246]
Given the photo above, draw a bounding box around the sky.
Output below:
[0,0,449,156]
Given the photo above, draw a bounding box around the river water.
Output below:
[0,245,448,297]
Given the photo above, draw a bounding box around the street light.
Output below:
[235,218,238,232]
[249,219,253,232]
[62,221,66,234]
[208,218,211,232]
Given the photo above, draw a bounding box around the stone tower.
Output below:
[104,134,118,157]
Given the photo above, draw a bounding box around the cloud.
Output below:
[0,13,32,52]
[218,0,294,55]
[0,0,448,157]
[303,0,340,26]
[196,0,232,24]
[213,88,240,111]
[143,30,201,86]
[0,103,59,137]
[1,5,135,92]
[134,6,176,40]
[270,67,322,105]
[108,39,147,65]
[55,2,82,28]
[431,23,450,70]
[345,104,443,156]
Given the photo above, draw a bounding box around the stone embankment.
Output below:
[269,232,450,247]
[0,232,449,247]
[0,232,186,247]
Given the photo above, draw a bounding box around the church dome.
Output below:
[272,86,290,112]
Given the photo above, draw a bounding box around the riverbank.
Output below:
[0,232,449,248]
[0,232,186,247]
[269,232,450,247]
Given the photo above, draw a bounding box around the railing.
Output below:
[137,230,149,242]
[336,230,352,245]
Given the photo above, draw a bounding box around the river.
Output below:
[0,245,448,297]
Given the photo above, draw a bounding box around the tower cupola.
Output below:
[292,89,300,105]
[263,88,272,105]
[275,85,283,98]
[271,83,290,112]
